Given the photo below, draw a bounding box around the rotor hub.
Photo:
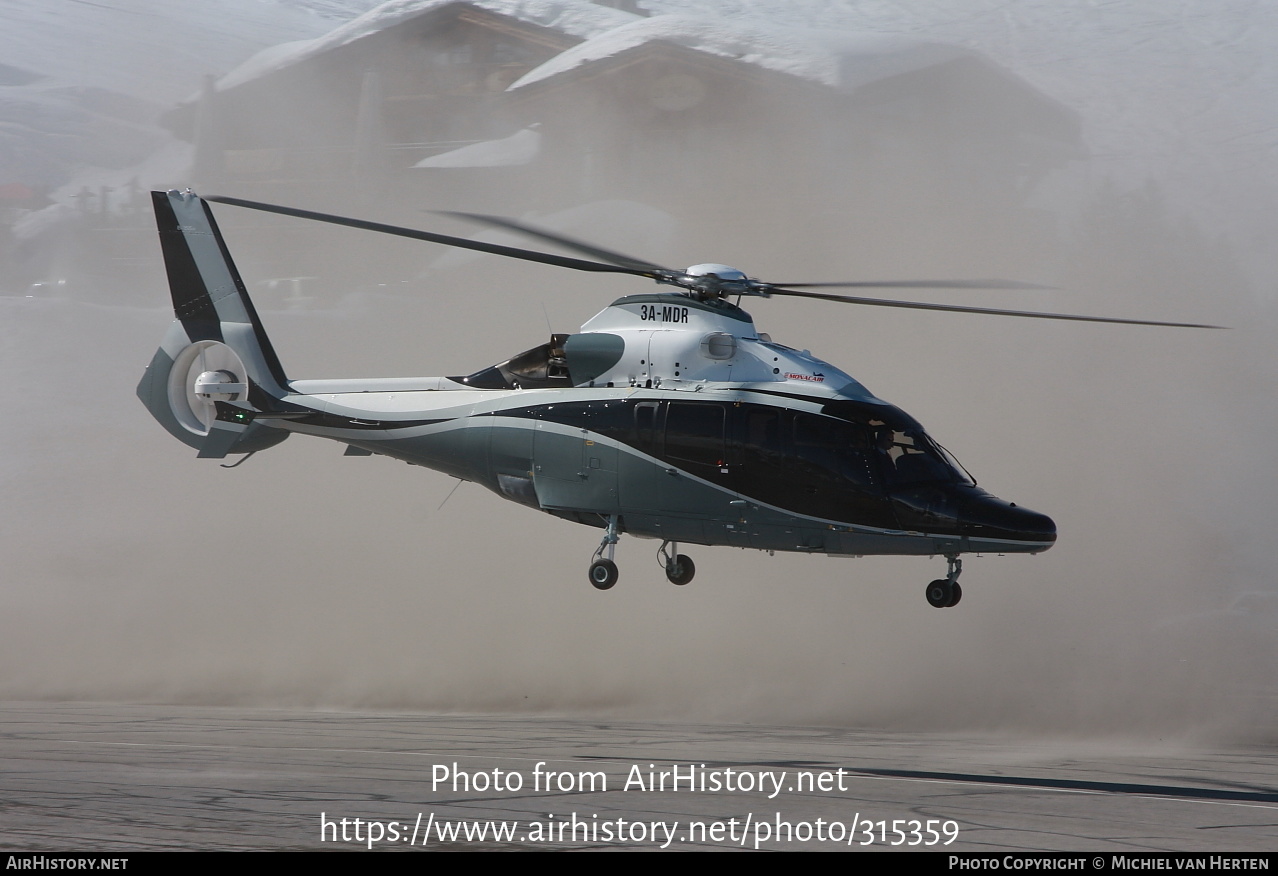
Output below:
[684,263,747,281]
[675,264,758,300]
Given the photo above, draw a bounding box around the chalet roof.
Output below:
[217,0,641,91]
[506,13,1081,142]
[201,1,1079,145]
[509,15,975,93]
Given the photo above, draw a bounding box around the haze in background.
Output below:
[1,1,1274,741]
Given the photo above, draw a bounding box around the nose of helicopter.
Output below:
[957,489,1057,549]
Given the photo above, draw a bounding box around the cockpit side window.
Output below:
[873,425,972,486]
[820,401,973,487]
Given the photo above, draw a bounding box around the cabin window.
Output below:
[740,409,784,470]
[664,402,725,468]
[791,413,878,489]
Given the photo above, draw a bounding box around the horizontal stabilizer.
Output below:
[197,417,248,459]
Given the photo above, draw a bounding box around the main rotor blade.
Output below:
[437,210,671,274]
[205,196,655,278]
[770,279,1053,291]
[768,287,1228,329]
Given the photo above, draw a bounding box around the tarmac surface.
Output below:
[3,701,1276,852]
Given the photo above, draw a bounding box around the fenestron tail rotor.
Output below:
[206,195,1226,330]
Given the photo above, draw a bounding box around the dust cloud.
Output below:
[2,6,1275,745]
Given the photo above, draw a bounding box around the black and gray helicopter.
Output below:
[137,190,1221,607]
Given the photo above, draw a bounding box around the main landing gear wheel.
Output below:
[589,559,619,590]
[665,555,695,586]
[658,540,694,586]
[588,514,622,590]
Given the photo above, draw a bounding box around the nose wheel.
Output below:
[925,556,963,608]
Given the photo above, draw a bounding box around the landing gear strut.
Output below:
[658,540,695,586]
[925,555,963,608]
[588,514,621,590]
[586,521,698,590]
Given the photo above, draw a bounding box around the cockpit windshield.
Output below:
[824,400,974,487]
[872,424,973,486]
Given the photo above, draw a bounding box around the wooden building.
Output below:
[167,0,1084,285]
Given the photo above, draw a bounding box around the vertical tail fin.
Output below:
[152,189,287,390]
[137,190,289,456]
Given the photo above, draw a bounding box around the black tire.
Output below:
[947,581,963,607]
[666,554,695,586]
[925,579,953,608]
[589,559,619,590]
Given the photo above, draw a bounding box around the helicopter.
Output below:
[137,189,1222,607]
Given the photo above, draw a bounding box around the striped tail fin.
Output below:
[136,189,290,457]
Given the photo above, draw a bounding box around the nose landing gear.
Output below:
[925,555,963,608]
